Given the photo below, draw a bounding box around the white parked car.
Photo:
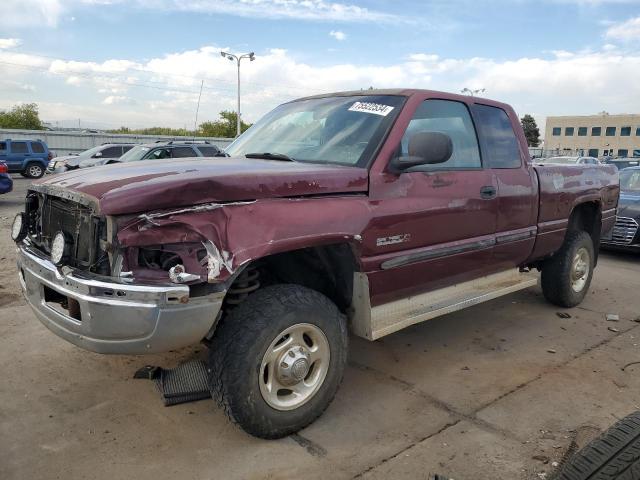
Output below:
[47,144,135,174]
[536,156,600,165]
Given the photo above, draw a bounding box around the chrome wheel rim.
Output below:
[28,165,42,177]
[259,323,330,411]
[570,247,590,292]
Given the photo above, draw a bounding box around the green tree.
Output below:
[520,114,540,147]
[199,110,251,138]
[0,103,44,130]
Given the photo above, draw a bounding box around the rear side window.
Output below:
[101,146,123,158]
[11,142,28,154]
[31,142,45,153]
[399,99,481,170]
[172,146,197,158]
[472,104,522,169]
[197,146,220,157]
[0,142,6,151]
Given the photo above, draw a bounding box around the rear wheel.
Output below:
[208,284,348,439]
[24,163,44,178]
[541,230,594,308]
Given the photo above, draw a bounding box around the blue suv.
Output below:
[0,139,52,178]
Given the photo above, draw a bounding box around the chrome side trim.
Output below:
[351,269,539,341]
[380,237,495,270]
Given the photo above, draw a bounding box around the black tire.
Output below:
[541,230,595,308]
[23,162,45,178]
[208,284,348,439]
[554,411,640,479]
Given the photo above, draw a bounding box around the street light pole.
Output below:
[221,51,255,137]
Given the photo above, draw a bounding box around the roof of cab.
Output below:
[290,88,513,111]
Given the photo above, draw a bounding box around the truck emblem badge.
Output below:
[376,234,411,246]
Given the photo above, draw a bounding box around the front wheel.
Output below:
[541,230,595,308]
[208,284,348,439]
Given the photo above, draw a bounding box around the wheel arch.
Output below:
[566,200,602,264]
[226,241,361,314]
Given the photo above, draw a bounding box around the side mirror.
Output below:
[93,151,103,158]
[391,131,453,171]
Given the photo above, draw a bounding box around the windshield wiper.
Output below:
[245,152,295,162]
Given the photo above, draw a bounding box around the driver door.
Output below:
[364,97,498,305]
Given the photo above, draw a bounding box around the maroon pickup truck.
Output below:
[12,89,619,438]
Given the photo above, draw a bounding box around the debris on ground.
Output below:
[608,326,619,333]
[622,361,640,372]
[556,312,571,319]
[547,349,557,354]
[606,314,620,322]
[532,455,550,464]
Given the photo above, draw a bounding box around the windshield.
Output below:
[620,169,640,193]
[80,145,105,157]
[225,95,405,167]
[119,145,150,163]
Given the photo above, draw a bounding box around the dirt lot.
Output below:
[1,175,639,480]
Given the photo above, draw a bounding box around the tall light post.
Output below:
[220,51,255,137]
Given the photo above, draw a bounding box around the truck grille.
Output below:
[26,191,110,274]
[610,216,639,245]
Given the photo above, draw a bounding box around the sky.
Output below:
[1,0,639,132]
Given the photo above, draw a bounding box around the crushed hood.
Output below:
[33,157,368,215]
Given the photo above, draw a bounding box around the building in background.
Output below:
[544,113,640,158]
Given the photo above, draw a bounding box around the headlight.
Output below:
[11,213,28,242]
[51,231,72,266]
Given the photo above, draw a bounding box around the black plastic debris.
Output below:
[134,360,212,406]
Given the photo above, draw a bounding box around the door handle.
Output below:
[480,186,497,199]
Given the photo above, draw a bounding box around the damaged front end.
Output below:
[15,189,229,354]
[114,201,250,287]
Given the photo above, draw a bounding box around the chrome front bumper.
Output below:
[17,244,224,354]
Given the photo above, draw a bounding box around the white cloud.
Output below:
[102,95,136,105]
[3,0,64,27]
[329,30,347,41]
[156,0,404,23]
[3,0,404,28]
[605,16,640,41]
[0,38,22,49]
[2,44,640,132]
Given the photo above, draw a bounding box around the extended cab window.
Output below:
[472,104,522,169]
[31,142,45,153]
[398,99,481,170]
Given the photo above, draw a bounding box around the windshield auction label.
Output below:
[348,102,395,116]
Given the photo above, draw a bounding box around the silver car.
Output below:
[47,144,134,174]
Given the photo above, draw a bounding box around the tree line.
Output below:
[0,103,251,138]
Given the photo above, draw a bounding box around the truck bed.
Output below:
[529,163,619,260]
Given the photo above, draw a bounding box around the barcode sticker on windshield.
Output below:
[348,102,394,116]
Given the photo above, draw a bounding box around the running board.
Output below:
[351,270,539,341]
